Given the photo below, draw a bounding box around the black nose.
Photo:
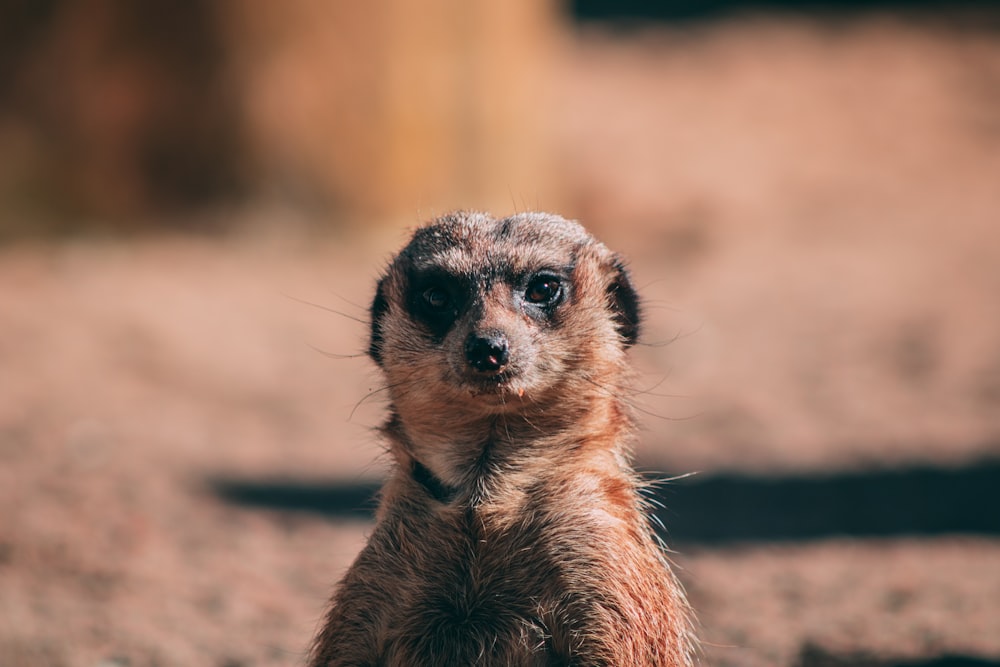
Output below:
[464,330,510,373]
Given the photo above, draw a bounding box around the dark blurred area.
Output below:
[571,0,1000,22]
[0,0,245,234]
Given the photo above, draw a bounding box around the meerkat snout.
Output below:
[464,329,510,373]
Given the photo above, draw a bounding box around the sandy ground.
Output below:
[2,14,1000,667]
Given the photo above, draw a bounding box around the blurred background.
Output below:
[1,1,999,666]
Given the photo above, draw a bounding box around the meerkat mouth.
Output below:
[459,371,530,402]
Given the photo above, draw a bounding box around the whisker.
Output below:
[638,321,704,349]
[282,292,368,325]
[349,378,420,421]
[565,367,688,402]
[643,471,700,487]
[580,376,701,422]
[608,374,691,401]
[307,343,366,360]
[637,297,685,313]
[327,290,369,313]
[631,374,672,397]
[519,409,545,436]
[635,278,675,291]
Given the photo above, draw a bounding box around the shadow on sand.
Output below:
[211,458,1000,545]
[796,644,1000,667]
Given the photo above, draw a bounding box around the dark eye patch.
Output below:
[422,286,451,312]
[406,270,468,340]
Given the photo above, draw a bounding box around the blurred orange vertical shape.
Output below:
[470,1,560,216]
[375,0,464,216]
[232,0,559,225]
[374,0,558,218]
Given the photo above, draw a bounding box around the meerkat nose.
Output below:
[464,330,510,373]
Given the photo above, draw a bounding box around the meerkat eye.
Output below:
[525,276,562,305]
[422,286,451,312]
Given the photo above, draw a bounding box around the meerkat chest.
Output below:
[373,505,571,665]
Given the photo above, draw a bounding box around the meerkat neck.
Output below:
[409,457,460,503]
[386,391,634,495]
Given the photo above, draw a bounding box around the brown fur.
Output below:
[309,212,695,666]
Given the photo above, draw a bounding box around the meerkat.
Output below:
[309,211,695,666]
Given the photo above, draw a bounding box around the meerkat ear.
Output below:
[607,256,641,347]
[369,277,389,366]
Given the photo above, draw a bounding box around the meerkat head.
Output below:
[369,212,640,419]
